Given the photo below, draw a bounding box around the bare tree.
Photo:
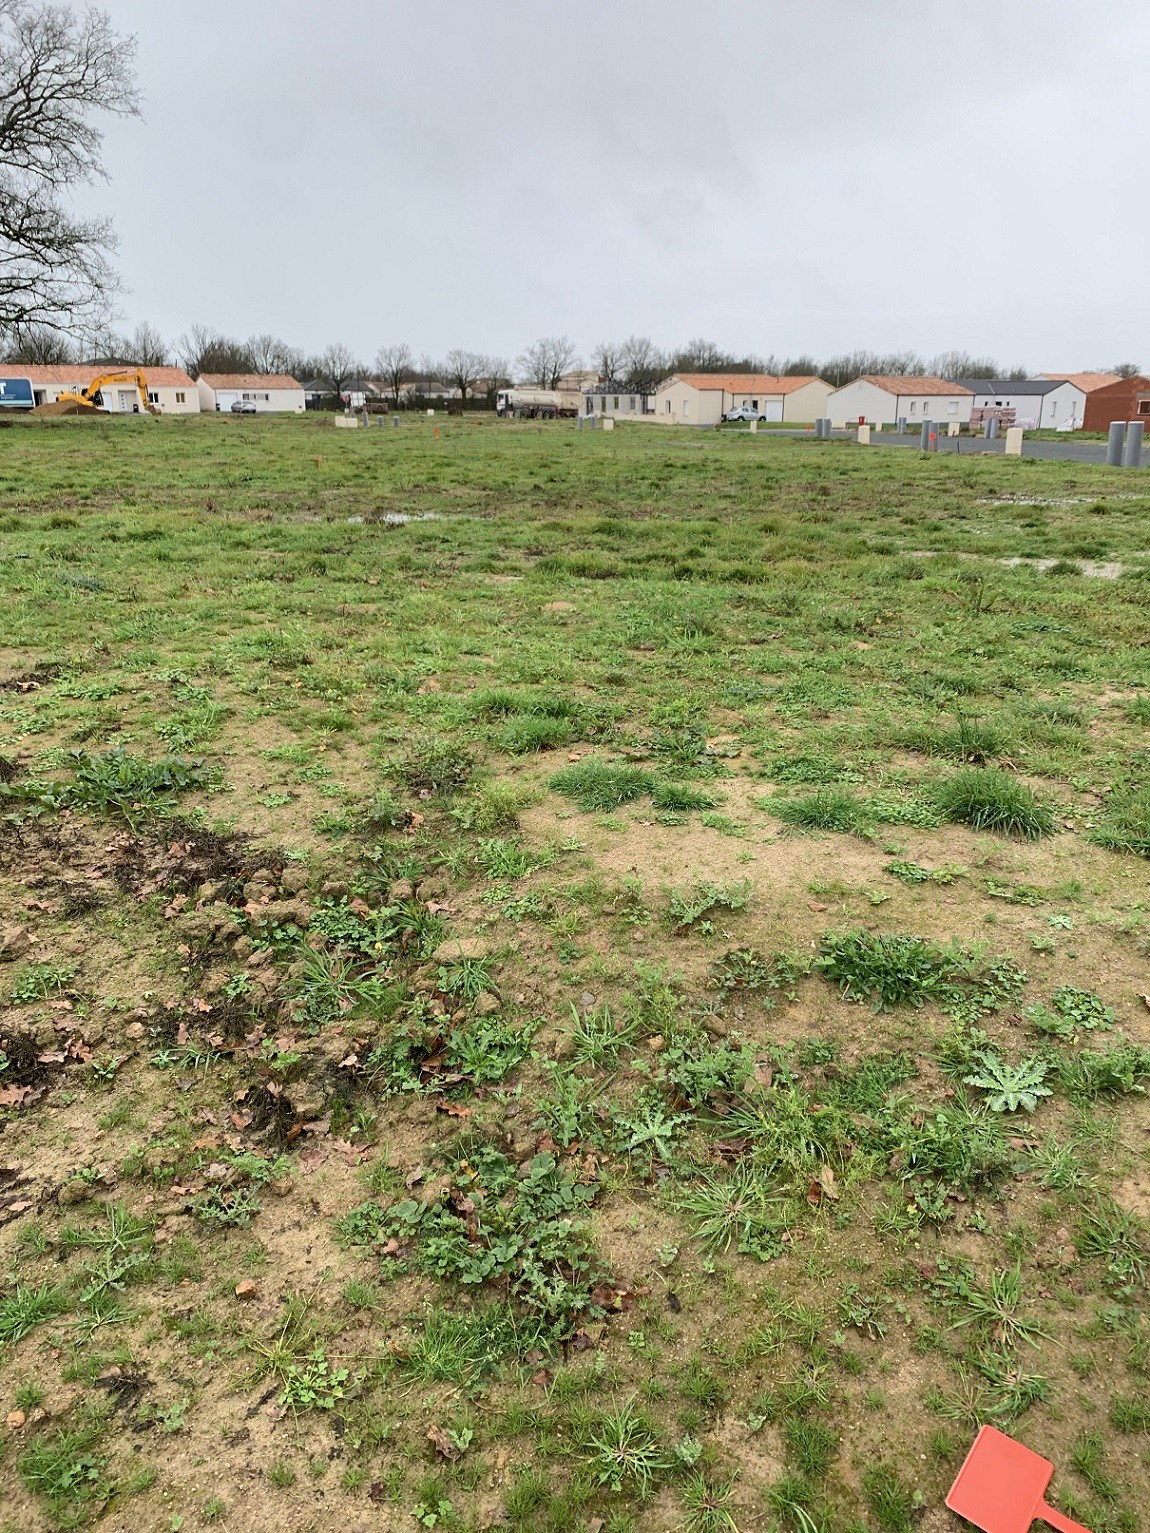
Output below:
[119,320,168,366]
[817,351,927,388]
[1110,362,1142,378]
[928,350,1003,380]
[516,335,578,389]
[484,356,511,400]
[0,321,75,362]
[780,354,821,377]
[176,324,256,378]
[671,338,727,372]
[247,333,302,377]
[619,335,666,389]
[441,347,489,405]
[591,340,623,383]
[375,342,412,407]
[0,2,140,333]
[317,341,361,397]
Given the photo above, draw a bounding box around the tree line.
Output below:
[1,321,1142,403]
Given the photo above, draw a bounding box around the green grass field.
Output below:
[0,412,1148,1533]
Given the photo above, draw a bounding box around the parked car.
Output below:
[723,406,765,422]
[230,399,257,414]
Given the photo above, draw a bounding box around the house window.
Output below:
[613,396,619,410]
[948,400,958,415]
[586,396,593,413]
[683,399,689,417]
[261,393,269,402]
[175,392,185,404]
[628,395,635,410]
[1139,400,1150,414]
[751,400,758,411]
[1050,402,1058,417]
[909,401,917,414]
[147,391,159,404]
[600,397,607,412]
[665,400,671,414]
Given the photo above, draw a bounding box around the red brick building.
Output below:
[1081,375,1150,432]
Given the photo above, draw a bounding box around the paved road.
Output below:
[743,426,1133,466]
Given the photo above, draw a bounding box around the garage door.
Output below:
[763,400,783,421]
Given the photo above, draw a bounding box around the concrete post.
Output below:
[1107,421,1125,466]
[1004,427,1024,456]
[858,423,871,445]
[577,416,583,431]
[897,416,907,435]
[749,419,758,434]
[948,421,960,437]
[393,416,400,428]
[920,420,931,450]
[1123,420,1144,468]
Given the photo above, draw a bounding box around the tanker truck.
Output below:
[495,388,580,419]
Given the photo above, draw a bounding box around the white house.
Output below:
[17,364,198,413]
[826,376,973,428]
[955,378,1085,431]
[197,373,305,413]
[653,373,832,425]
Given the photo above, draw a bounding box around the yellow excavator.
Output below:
[49,369,159,416]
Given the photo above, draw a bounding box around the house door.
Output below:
[117,390,133,412]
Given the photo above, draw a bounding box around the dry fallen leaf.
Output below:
[427,1423,461,1461]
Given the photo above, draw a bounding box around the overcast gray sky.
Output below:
[87,0,1149,370]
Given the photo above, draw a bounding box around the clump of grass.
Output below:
[498,714,582,754]
[451,780,533,832]
[19,1423,109,1518]
[397,737,475,794]
[899,714,1014,763]
[935,767,1054,838]
[582,1396,667,1495]
[1090,784,1150,857]
[861,1461,921,1533]
[652,780,718,812]
[771,787,869,834]
[550,759,652,811]
[0,1283,69,1344]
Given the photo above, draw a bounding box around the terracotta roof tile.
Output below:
[857,375,972,396]
[1040,372,1122,391]
[664,373,826,394]
[11,364,194,387]
[198,373,302,390]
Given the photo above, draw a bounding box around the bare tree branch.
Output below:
[440,347,489,404]
[375,341,412,407]
[516,335,578,390]
[0,1,140,331]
